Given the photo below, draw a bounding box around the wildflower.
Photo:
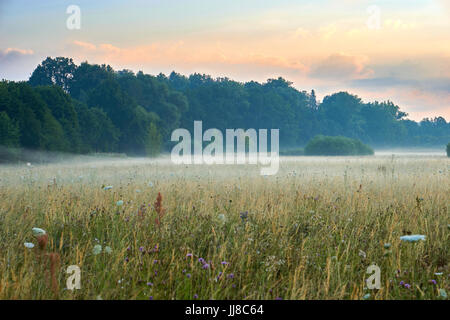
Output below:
[135,189,141,193]
[148,182,154,187]
[404,283,411,289]
[358,250,367,259]
[275,297,283,300]
[139,247,145,253]
[400,235,426,242]
[24,242,35,249]
[363,293,371,300]
[429,280,437,285]
[221,261,229,266]
[399,281,404,286]
[116,200,124,206]
[186,253,193,258]
[198,258,205,264]
[92,244,102,255]
[218,214,226,223]
[240,211,248,220]
[103,186,113,190]
[227,273,234,279]
[153,260,158,264]
[149,296,153,300]
[384,243,391,249]
[186,273,191,279]
[146,282,153,286]
[104,246,112,254]
[202,263,210,270]
[193,294,198,299]
[434,272,443,276]
[125,257,129,262]
[32,227,46,236]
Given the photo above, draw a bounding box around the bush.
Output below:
[304,135,374,156]
[447,143,450,157]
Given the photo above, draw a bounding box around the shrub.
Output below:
[304,135,374,156]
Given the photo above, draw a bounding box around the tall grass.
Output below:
[0,155,448,300]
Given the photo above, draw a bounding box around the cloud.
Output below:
[73,40,96,51]
[69,40,308,74]
[309,53,373,80]
[0,47,34,62]
[0,48,37,80]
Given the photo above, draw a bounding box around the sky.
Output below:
[1,0,449,121]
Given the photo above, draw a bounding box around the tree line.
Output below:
[0,56,448,157]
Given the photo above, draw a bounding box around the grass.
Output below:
[0,155,448,300]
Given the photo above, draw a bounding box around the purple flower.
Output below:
[186,273,191,278]
[198,258,205,264]
[202,263,210,269]
[227,273,234,279]
[193,294,198,299]
[149,296,153,300]
[221,261,229,266]
[139,247,145,253]
[124,257,129,263]
[275,297,283,300]
[430,279,437,285]
[404,283,411,289]
[186,253,193,258]
[240,211,248,220]
[399,281,404,286]
[146,282,153,286]
[153,259,158,264]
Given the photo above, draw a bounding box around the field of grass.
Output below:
[0,155,448,300]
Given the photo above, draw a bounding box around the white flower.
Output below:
[92,244,102,255]
[32,227,46,236]
[104,246,112,254]
[358,250,367,259]
[400,235,426,242]
[24,242,35,249]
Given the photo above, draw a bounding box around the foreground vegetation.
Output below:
[0,155,448,300]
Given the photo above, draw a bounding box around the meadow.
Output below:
[0,154,448,300]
